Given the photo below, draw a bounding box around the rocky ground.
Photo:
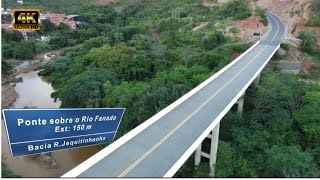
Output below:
[202,0,319,82]
[255,0,320,48]
[1,50,61,109]
[2,60,23,109]
[1,51,64,176]
[29,153,58,169]
[1,84,19,109]
[1,61,37,109]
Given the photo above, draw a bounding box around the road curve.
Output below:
[63,12,285,178]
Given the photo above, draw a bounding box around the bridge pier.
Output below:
[194,144,202,168]
[236,92,245,116]
[194,123,220,177]
[209,122,220,177]
[253,73,260,87]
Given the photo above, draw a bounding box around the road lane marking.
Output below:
[268,11,286,42]
[118,45,269,177]
[164,43,282,177]
[164,14,285,177]
[62,41,261,178]
[262,14,273,41]
[63,11,283,178]
[269,13,280,41]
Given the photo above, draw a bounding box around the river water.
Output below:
[1,58,99,177]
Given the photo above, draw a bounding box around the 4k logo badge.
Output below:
[13,9,40,30]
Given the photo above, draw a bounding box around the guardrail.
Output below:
[62,41,261,178]
[63,12,283,178]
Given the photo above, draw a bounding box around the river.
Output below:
[1,55,99,177]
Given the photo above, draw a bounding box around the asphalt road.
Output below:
[66,12,285,177]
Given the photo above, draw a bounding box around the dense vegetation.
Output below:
[175,72,320,177]
[2,0,251,61]
[38,0,251,138]
[255,7,267,26]
[1,59,12,75]
[2,0,319,177]
[306,0,320,27]
[299,31,320,60]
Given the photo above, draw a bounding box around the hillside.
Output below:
[2,0,320,178]
[244,0,320,81]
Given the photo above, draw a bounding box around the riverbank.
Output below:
[1,84,19,109]
[1,49,100,177]
[1,49,61,109]
[2,119,99,177]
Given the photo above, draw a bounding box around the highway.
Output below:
[63,12,286,177]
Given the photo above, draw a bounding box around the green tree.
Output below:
[201,32,225,50]
[83,36,110,50]
[103,81,148,108]
[59,70,117,108]
[256,7,267,26]
[299,31,317,54]
[103,81,148,136]
[215,0,251,20]
[293,92,320,147]
[247,72,305,116]
[311,0,320,10]
[157,18,183,47]
[34,41,52,54]
[2,59,12,75]
[39,19,57,34]
[2,29,24,43]
[1,42,14,59]
[84,44,138,77]
[12,41,36,59]
[306,0,320,26]
[265,145,319,177]
[216,141,237,177]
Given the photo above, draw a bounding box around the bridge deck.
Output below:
[63,12,285,177]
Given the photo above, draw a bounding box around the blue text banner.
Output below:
[2,108,125,157]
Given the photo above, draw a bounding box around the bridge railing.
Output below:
[63,12,284,177]
[62,39,262,177]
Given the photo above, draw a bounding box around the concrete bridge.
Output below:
[62,12,285,178]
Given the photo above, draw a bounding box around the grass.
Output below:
[306,0,320,27]
[1,163,21,178]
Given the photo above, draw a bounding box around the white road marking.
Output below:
[262,14,273,41]
[118,45,268,177]
[63,12,284,178]
[164,44,281,177]
[164,14,284,177]
[62,26,262,179]
[268,11,286,42]
[270,15,280,42]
